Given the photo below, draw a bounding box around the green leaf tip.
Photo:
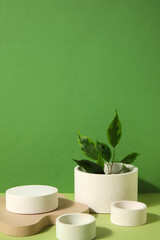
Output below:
[121,152,140,164]
[107,110,122,147]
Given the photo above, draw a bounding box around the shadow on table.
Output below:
[40,225,52,234]
[58,197,75,210]
[138,179,160,207]
[138,178,160,193]
[147,213,160,224]
[40,225,113,239]
[96,227,113,239]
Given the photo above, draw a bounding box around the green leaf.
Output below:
[73,159,105,174]
[96,151,104,170]
[96,141,111,162]
[121,152,140,164]
[78,133,98,160]
[107,110,122,147]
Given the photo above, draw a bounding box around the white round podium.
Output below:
[6,185,58,214]
[111,200,147,226]
[56,213,96,240]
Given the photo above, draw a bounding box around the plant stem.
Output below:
[108,162,111,174]
[110,147,115,174]
[106,162,109,173]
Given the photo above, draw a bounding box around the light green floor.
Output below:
[0,193,159,240]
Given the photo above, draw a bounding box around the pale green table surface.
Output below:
[0,193,159,240]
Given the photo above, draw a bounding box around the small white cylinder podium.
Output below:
[6,185,58,214]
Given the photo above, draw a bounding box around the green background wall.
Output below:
[0,0,160,193]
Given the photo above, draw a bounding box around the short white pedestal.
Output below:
[6,185,58,214]
[56,213,96,240]
[111,200,147,226]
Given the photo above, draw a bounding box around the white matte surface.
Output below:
[111,200,147,226]
[74,163,138,213]
[6,185,58,214]
[56,213,96,240]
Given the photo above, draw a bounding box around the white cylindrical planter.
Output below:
[6,185,58,214]
[111,201,147,226]
[74,163,138,213]
[56,213,96,240]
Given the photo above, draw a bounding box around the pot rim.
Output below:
[111,200,147,211]
[56,213,95,227]
[74,162,138,176]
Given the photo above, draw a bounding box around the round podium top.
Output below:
[6,185,58,198]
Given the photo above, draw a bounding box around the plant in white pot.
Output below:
[73,110,140,213]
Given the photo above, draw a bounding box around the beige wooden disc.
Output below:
[0,194,89,237]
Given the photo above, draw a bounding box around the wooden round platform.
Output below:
[0,194,89,237]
